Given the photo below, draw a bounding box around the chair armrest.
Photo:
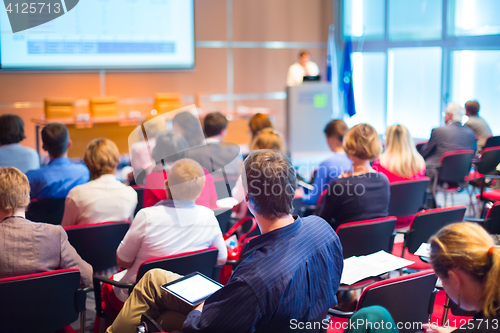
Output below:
[389,231,397,253]
[328,308,354,319]
[82,286,93,293]
[75,288,87,313]
[93,275,136,318]
[465,217,485,223]
[94,275,135,289]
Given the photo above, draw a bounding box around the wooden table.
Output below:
[32,117,140,158]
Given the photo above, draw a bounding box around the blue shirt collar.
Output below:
[48,157,71,165]
[245,216,302,254]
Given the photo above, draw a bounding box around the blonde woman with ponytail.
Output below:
[372,124,426,183]
[424,222,500,333]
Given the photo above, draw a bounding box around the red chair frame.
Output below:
[0,269,88,333]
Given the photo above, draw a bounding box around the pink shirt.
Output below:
[372,159,426,183]
[143,167,218,209]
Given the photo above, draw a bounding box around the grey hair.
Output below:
[446,102,465,123]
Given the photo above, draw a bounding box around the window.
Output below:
[387,47,442,139]
[448,0,500,36]
[340,1,499,140]
[343,0,385,40]
[388,0,442,41]
[345,52,386,135]
[451,50,500,134]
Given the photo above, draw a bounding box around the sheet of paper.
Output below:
[414,243,430,258]
[340,250,414,285]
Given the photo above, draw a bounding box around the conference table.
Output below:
[32,110,272,158]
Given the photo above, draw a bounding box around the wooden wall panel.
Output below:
[0,73,100,103]
[105,48,227,98]
[233,48,327,94]
[233,0,333,42]
[194,0,227,41]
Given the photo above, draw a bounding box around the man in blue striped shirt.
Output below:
[108,149,344,333]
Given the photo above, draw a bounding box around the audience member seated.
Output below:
[129,114,166,184]
[61,138,138,227]
[231,128,286,216]
[249,112,274,142]
[420,103,476,183]
[188,111,242,177]
[372,124,426,183]
[464,100,492,153]
[0,167,92,286]
[0,114,39,173]
[106,149,343,333]
[318,124,390,230]
[302,119,352,205]
[172,111,206,148]
[26,123,89,199]
[356,222,500,333]
[109,158,227,306]
[424,222,500,332]
[143,131,217,208]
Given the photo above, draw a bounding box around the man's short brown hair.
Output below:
[465,100,480,116]
[243,149,296,220]
[41,122,69,157]
[343,124,381,161]
[324,119,348,141]
[84,138,120,178]
[204,112,228,138]
[0,167,30,213]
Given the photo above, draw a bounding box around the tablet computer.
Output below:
[160,272,224,306]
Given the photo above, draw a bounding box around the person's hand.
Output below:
[194,302,205,312]
[422,323,456,333]
[339,171,353,179]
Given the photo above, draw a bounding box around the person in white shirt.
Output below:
[112,158,227,302]
[61,138,138,227]
[286,51,320,87]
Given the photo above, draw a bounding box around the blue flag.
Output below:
[342,40,356,117]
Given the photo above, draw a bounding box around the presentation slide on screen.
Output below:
[0,0,194,69]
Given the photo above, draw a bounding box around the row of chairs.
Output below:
[6,202,499,333]
[0,266,447,333]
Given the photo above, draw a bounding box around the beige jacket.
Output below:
[0,217,93,287]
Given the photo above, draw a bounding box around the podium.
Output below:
[286,82,336,161]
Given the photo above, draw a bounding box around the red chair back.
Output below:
[483,136,500,151]
[388,178,429,217]
[336,217,397,259]
[476,147,500,175]
[64,221,130,272]
[26,197,66,225]
[0,269,86,333]
[356,270,437,333]
[438,150,474,184]
[317,189,327,208]
[405,206,466,254]
[484,202,500,235]
[137,247,220,281]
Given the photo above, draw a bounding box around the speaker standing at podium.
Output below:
[286,51,320,86]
